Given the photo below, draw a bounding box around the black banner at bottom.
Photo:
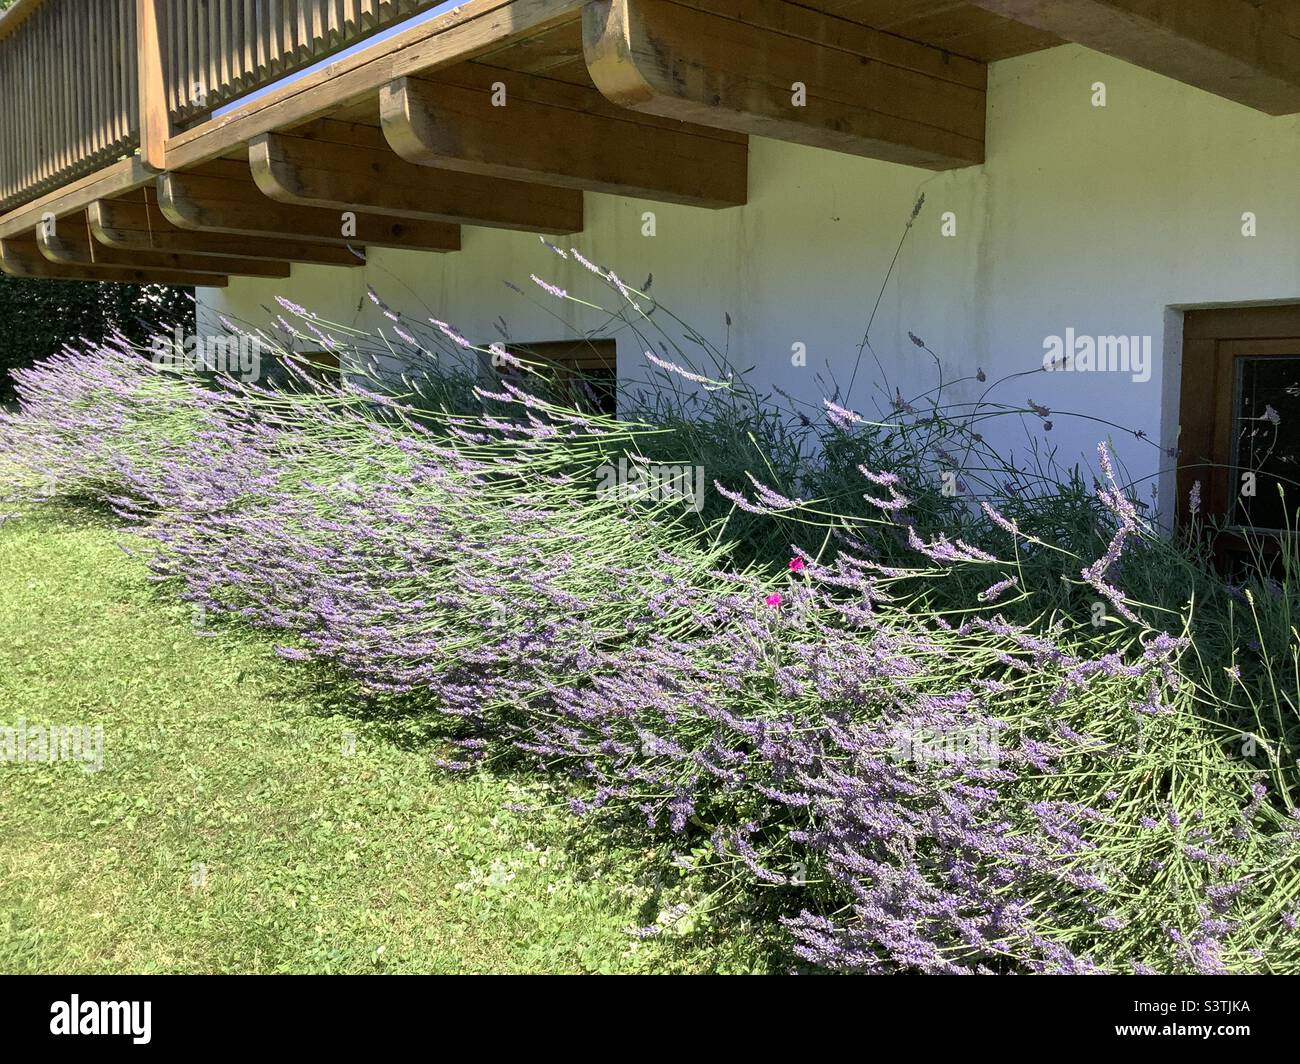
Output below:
[0,973,1289,1051]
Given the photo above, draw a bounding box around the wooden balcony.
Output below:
[1,0,1297,286]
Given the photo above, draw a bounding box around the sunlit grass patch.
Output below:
[0,508,760,974]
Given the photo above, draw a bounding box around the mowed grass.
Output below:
[0,507,753,973]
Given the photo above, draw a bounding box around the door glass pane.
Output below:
[1231,355,1300,530]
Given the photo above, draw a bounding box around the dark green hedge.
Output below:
[0,275,195,400]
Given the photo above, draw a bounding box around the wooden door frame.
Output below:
[1178,304,1300,531]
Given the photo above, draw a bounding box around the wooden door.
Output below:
[1179,306,1300,571]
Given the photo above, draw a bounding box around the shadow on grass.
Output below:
[253,670,793,971]
[2,497,123,530]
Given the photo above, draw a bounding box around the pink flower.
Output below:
[765,592,783,608]
[788,557,806,573]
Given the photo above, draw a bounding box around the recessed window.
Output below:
[298,349,340,381]
[495,339,617,417]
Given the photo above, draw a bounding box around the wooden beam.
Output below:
[89,192,366,266]
[157,161,463,251]
[0,236,227,286]
[137,0,171,169]
[163,0,587,171]
[965,0,1300,115]
[249,121,584,233]
[582,0,987,170]
[36,212,292,278]
[0,157,153,239]
[380,68,747,208]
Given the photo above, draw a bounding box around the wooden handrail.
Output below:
[0,0,47,45]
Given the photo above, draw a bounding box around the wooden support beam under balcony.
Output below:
[581,0,987,170]
[248,120,584,234]
[0,235,228,286]
[37,212,293,278]
[380,67,748,208]
[964,0,1300,114]
[89,191,366,267]
[157,160,462,252]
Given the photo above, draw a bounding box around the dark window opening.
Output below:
[494,339,618,418]
[1229,354,1300,532]
[298,349,340,382]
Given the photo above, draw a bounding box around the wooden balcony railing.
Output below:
[0,0,139,212]
[0,0,442,213]
[161,0,441,126]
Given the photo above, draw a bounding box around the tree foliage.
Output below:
[0,275,194,400]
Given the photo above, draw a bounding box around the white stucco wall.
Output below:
[197,43,1300,524]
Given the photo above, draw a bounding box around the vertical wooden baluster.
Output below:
[186,0,198,120]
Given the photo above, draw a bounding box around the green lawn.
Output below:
[0,507,753,973]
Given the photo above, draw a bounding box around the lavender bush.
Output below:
[3,283,1299,973]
